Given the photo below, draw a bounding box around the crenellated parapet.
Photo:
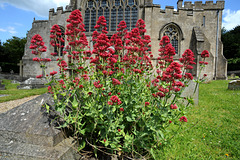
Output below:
[178,0,225,11]
[49,6,73,20]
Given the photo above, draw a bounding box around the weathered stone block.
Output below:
[0,94,80,160]
[17,77,47,89]
[228,80,240,90]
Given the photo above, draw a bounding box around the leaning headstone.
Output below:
[228,80,240,90]
[17,77,47,89]
[0,80,5,90]
[0,93,80,160]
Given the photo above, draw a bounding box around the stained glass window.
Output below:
[84,0,139,32]
[84,8,90,32]
[131,6,138,29]
[125,6,131,30]
[111,7,117,31]
[91,8,96,31]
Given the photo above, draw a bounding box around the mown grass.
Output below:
[156,80,240,159]
[0,79,48,103]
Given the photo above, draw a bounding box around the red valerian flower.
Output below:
[201,50,210,58]
[50,71,57,76]
[170,104,178,109]
[112,78,121,85]
[145,102,150,106]
[94,80,103,88]
[79,85,84,88]
[109,95,122,105]
[47,86,52,92]
[30,34,47,55]
[120,107,124,112]
[33,57,40,62]
[179,116,188,122]
[169,120,172,124]
[118,129,121,132]
[36,74,43,78]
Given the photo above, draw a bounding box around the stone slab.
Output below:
[0,84,5,90]
[0,137,80,160]
[17,78,47,89]
[228,80,240,90]
[0,93,81,159]
[0,94,64,147]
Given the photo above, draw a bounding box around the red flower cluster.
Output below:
[180,49,196,70]
[94,80,103,88]
[29,34,47,55]
[112,78,121,85]
[36,74,43,78]
[135,19,146,35]
[50,24,65,56]
[158,38,176,64]
[65,9,88,49]
[170,104,178,109]
[161,62,182,82]
[179,116,188,122]
[201,50,210,58]
[94,16,108,34]
[145,102,150,106]
[50,71,57,76]
[108,95,122,105]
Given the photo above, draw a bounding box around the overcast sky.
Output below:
[0,0,239,42]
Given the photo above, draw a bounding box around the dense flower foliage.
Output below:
[30,9,209,159]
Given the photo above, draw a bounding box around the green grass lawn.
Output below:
[0,79,47,103]
[157,80,240,159]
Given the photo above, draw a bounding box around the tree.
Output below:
[0,36,27,73]
[222,25,240,71]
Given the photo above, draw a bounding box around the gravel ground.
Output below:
[0,95,40,114]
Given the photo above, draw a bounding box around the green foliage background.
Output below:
[222,26,240,71]
[0,36,27,73]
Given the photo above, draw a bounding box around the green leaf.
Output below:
[126,116,132,122]
[45,104,50,113]
[72,96,78,109]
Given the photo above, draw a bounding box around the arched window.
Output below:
[84,0,139,32]
[131,6,138,29]
[84,8,90,32]
[91,8,96,31]
[111,7,117,31]
[118,7,123,25]
[104,7,110,31]
[160,23,183,55]
[98,7,103,18]
[54,26,65,56]
[125,6,131,30]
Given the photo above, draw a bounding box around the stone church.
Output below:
[22,0,227,80]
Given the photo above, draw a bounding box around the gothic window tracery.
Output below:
[84,0,139,32]
[162,25,180,54]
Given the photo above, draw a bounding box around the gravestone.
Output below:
[0,93,80,160]
[17,77,47,89]
[228,80,240,90]
[0,80,6,90]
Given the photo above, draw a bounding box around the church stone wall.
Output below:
[22,0,227,80]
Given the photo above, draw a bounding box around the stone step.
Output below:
[0,137,80,160]
[0,94,64,147]
[0,94,80,159]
